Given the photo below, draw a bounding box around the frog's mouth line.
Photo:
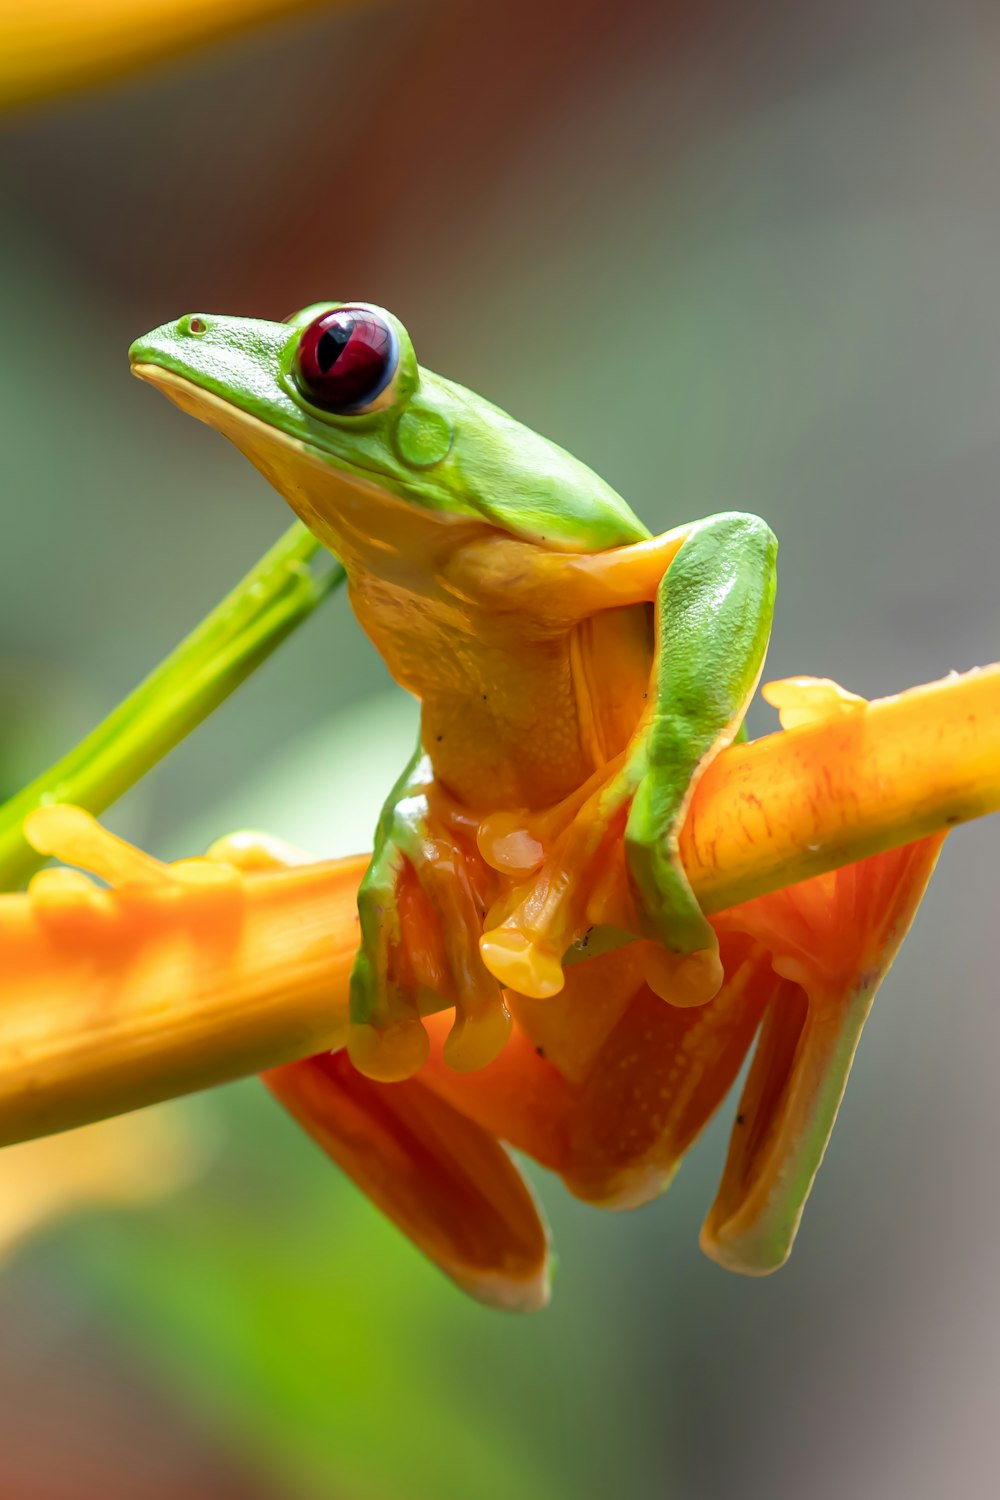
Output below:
[130,362,484,555]
[130,360,428,509]
[131,361,483,511]
[132,359,460,497]
[131,362,323,464]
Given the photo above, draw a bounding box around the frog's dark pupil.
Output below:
[295,306,398,412]
[317,321,353,373]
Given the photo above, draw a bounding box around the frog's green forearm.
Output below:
[0,522,344,889]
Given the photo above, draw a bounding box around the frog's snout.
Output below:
[128,314,210,367]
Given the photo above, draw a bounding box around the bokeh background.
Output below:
[2,0,1000,1494]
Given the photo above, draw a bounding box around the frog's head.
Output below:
[129,303,648,556]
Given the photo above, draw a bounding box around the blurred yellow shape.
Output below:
[25,804,174,886]
[0,1105,202,1263]
[0,0,369,110]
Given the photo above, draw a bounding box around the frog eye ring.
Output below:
[293,306,398,414]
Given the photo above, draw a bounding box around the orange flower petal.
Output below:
[702,835,945,1272]
[265,1052,551,1312]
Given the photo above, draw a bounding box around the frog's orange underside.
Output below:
[4,659,987,1308]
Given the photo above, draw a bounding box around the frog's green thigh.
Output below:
[624,511,777,975]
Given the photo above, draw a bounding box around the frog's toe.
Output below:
[642,940,723,1008]
[347,1018,429,1083]
[348,923,431,1082]
[479,927,566,999]
[443,996,511,1072]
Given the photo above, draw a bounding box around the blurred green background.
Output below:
[2,0,1000,1494]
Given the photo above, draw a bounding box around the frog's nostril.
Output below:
[179,314,208,337]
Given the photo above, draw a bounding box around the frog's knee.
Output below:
[703,510,777,560]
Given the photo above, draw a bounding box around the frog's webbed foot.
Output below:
[476,756,724,1010]
[348,783,510,1084]
[476,769,632,1000]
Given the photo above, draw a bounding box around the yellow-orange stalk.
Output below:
[0,661,997,1148]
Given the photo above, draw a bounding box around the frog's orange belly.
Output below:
[351,573,654,813]
[423,671,592,810]
[422,606,655,812]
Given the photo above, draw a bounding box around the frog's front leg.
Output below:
[623,511,777,997]
[481,512,777,1005]
[347,737,509,1083]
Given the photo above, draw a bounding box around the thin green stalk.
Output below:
[0,522,344,889]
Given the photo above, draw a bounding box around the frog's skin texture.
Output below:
[128,304,937,1283]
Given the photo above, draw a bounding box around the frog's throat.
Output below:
[130,363,479,566]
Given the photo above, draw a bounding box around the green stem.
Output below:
[0,522,344,889]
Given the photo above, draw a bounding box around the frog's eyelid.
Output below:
[282,303,340,330]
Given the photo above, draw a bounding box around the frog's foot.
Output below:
[477,760,723,1009]
[348,816,509,1084]
[209,824,509,1078]
[477,771,636,1001]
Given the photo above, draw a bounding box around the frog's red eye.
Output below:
[294,307,398,413]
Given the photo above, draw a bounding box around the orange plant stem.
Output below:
[687,664,1000,912]
[0,663,997,1146]
[0,856,367,1145]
